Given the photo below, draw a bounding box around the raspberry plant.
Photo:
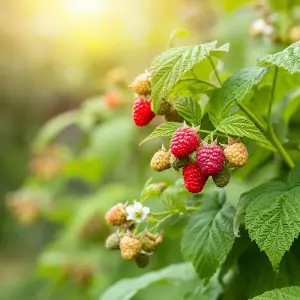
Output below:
[102,40,300,300]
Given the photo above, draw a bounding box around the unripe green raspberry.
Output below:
[135,253,150,268]
[120,236,142,260]
[164,108,184,122]
[224,142,248,167]
[156,99,171,116]
[105,203,127,226]
[150,149,171,172]
[212,166,231,188]
[170,154,189,171]
[105,233,121,250]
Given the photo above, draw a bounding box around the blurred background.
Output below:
[1,0,299,299]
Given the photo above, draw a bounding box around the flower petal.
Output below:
[126,214,135,221]
[142,207,150,215]
[133,201,143,209]
[125,206,134,215]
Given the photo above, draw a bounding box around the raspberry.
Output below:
[150,149,171,172]
[129,71,151,96]
[224,142,248,167]
[212,166,231,188]
[170,127,200,158]
[170,154,189,171]
[132,98,155,126]
[105,233,121,250]
[156,99,171,116]
[120,236,142,260]
[140,232,162,253]
[183,162,208,193]
[135,253,150,268]
[164,108,184,122]
[196,143,224,176]
[105,203,127,226]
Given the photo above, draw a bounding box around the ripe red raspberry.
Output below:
[105,203,127,226]
[170,127,200,158]
[196,143,224,176]
[132,98,155,126]
[183,162,208,193]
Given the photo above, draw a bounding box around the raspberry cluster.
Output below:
[148,125,249,193]
[104,196,163,268]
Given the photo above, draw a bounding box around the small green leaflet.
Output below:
[181,192,235,280]
[139,122,181,145]
[257,41,300,74]
[169,28,191,47]
[237,166,300,269]
[100,263,197,300]
[174,96,202,125]
[150,41,228,112]
[216,115,269,144]
[208,67,270,124]
[250,286,300,300]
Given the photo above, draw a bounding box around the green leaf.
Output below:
[100,263,197,300]
[181,192,235,280]
[150,41,218,112]
[174,96,202,125]
[63,155,103,183]
[282,89,300,124]
[208,67,270,124]
[216,115,269,144]
[233,181,281,237]
[139,122,182,145]
[242,167,300,269]
[250,286,300,300]
[257,41,300,74]
[169,28,191,47]
[161,180,189,214]
[33,110,79,148]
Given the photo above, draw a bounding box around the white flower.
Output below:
[126,201,150,223]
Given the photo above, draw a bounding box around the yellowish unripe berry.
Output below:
[105,203,127,226]
[129,71,151,96]
[120,236,142,260]
[224,142,248,167]
[150,149,171,172]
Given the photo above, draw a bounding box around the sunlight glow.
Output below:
[65,0,107,17]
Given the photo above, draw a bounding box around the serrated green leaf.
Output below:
[257,41,300,74]
[181,192,235,280]
[233,181,282,237]
[208,67,270,124]
[250,286,300,300]
[174,96,202,125]
[150,41,218,112]
[243,167,300,269]
[216,115,269,144]
[100,263,197,300]
[139,122,182,145]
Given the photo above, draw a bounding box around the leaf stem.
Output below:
[267,66,295,169]
[238,102,267,133]
[208,56,222,86]
[181,78,219,89]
